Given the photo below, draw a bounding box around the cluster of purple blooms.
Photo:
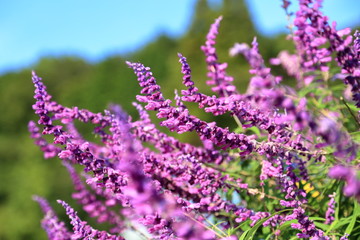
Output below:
[29,0,359,239]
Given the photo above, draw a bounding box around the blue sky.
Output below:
[1,0,359,74]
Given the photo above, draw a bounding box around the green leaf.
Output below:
[307,217,328,232]
[246,126,261,138]
[326,217,354,235]
[309,217,326,221]
[326,220,338,235]
[229,219,251,237]
[238,229,250,240]
[265,232,274,240]
[244,209,292,240]
[234,126,244,134]
[335,186,341,220]
[345,201,360,235]
[350,131,360,142]
[278,219,297,231]
[330,84,346,92]
[262,219,297,240]
[346,102,359,112]
[212,221,226,227]
[313,221,329,231]
[325,184,344,234]
[352,222,360,233]
[244,221,264,240]
[226,227,234,236]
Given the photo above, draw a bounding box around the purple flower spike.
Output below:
[328,165,353,179]
[63,162,124,232]
[28,121,61,159]
[329,165,360,201]
[29,2,360,238]
[57,200,124,240]
[33,196,72,240]
[201,16,237,97]
[325,193,336,224]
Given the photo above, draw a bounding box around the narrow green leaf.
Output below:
[238,229,250,240]
[326,220,339,235]
[246,126,261,137]
[335,186,341,220]
[346,102,359,112]
[345,201,360,235]
[309,217,326,221]
[326,217,355,234]
[313,222,329,231]
[350,131,360,142]
[212,221,226,227]
[245,209,292,240]
[265,233,274,240]
[226,227,234,236]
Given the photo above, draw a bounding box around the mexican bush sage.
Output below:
[30,0,360,239]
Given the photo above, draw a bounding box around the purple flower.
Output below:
[33,196,72,240]
[328,165,353,179]
[329,165,360,201]
[325,193,336,224]
[57,200,123,239]
[29,1,359,238]
[200,17,237,97]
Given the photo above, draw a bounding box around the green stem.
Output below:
[341,97,360,128]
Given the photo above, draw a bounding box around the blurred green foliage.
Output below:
[0,0,299,239]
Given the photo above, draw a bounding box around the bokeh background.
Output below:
[1,0,359,239]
